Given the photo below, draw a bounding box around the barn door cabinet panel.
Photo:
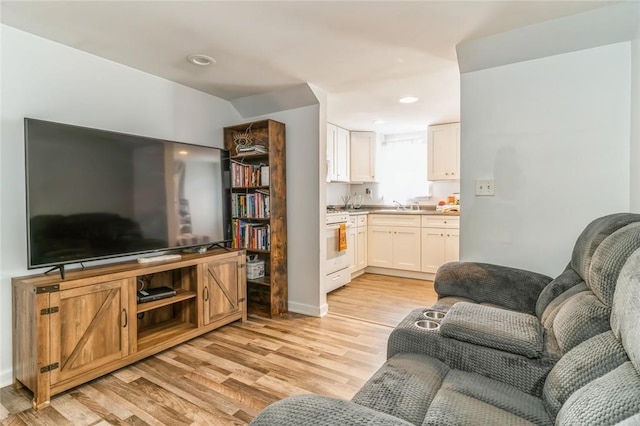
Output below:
[12,249,245,410]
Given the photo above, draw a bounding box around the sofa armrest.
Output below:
[250,394,413,426]
[439,302,544,358]
[386,308,557,396]
[434,262,553,314]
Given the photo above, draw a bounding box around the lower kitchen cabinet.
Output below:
[421,216,460,273]
[348,214,368,276]
[368,215,421,272]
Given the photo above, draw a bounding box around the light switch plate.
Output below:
[475,179,495,196]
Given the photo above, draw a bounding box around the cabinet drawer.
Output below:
[369,214,421,227]
[357,215,367,227]
[421,215,459,228]
[348,216,357,227]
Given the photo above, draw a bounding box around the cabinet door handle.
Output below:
[204,286,209,301]
[122,308,128,328]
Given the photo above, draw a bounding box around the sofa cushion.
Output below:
[249,394,414,426]
[556,361,640,425]
[439,302,544,358]
[588,223,640,308]
[551,291,610,353]
[542,331,628,417]
[570,213,640,281]
[611,247,640,372]
[539,282,587,330]
[351,353,448,425]
[424,369,552,426]
[535,268,582,320]
[354,353,552,426]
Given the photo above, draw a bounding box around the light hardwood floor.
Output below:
[1,273,436,426]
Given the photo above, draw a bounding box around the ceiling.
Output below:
[0,1,618,134]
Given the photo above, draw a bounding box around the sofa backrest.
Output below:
[550,245,640,425]
[534,223,640,358]
[570,213,640,280]
[536,213,640,320]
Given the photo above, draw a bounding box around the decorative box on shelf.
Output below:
[247,255,265,279]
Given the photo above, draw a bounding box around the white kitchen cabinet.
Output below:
[348,214,368,276]
[326,123,337,182]
[350,131,376,183]
[348,218,357,271]
[421,216,460,273]
[368,215,421,272]
[327,123,350,182]
[428,122,460,181]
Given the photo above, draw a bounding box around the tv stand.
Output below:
[12,248,247,410]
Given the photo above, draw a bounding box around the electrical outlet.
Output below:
[365,188,372,198]
[475,179,495,196]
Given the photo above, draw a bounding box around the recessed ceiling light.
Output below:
[186,54,216,66]
[399,96,419,104]
[373,120,386,125]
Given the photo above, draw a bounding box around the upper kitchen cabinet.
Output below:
[350,131,376,183]
[327,123,350,182]
[427,122,460,181]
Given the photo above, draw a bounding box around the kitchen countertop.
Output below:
[340,208,459,216]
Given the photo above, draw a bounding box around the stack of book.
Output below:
[231,161,269,187]
[231,190,270,218]
[235,144,268,155]
[231,220,270,251]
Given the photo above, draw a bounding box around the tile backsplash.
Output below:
[327,181,460,208]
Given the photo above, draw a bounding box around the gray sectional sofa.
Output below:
[250,214,640,425]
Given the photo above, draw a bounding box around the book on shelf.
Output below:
[231,160,268,187]
[261,165,269,186]
[231,219,271,251]
[231,191,270,219]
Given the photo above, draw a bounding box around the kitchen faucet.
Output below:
[392,200,404,210]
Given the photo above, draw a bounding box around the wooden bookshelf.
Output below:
[224,119,287,316]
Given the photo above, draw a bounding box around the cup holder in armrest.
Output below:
[414,319,440,330]
[423,310,446,321]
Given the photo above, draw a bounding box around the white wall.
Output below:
[241,105,324,316]
[460,42,631,276]
[0,25,243,386]
[631,7,640,212]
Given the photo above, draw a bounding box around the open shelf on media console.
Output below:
[136,289,197,314]
[137,319,198,351]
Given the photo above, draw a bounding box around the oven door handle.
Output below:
[326,223,348,231]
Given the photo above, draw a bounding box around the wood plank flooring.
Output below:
[1,273,436,425]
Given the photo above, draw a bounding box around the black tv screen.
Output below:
[25,118,231,270]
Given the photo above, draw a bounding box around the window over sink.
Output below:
[378,132,430,202]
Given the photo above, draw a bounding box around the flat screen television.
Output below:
[25,118,231,275]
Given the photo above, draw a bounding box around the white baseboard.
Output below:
[0,368,13,388]
[365,267,435,281]
[287,301,328,317]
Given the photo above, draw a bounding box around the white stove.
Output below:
[326,211,349,225]
[325,209,351,293]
